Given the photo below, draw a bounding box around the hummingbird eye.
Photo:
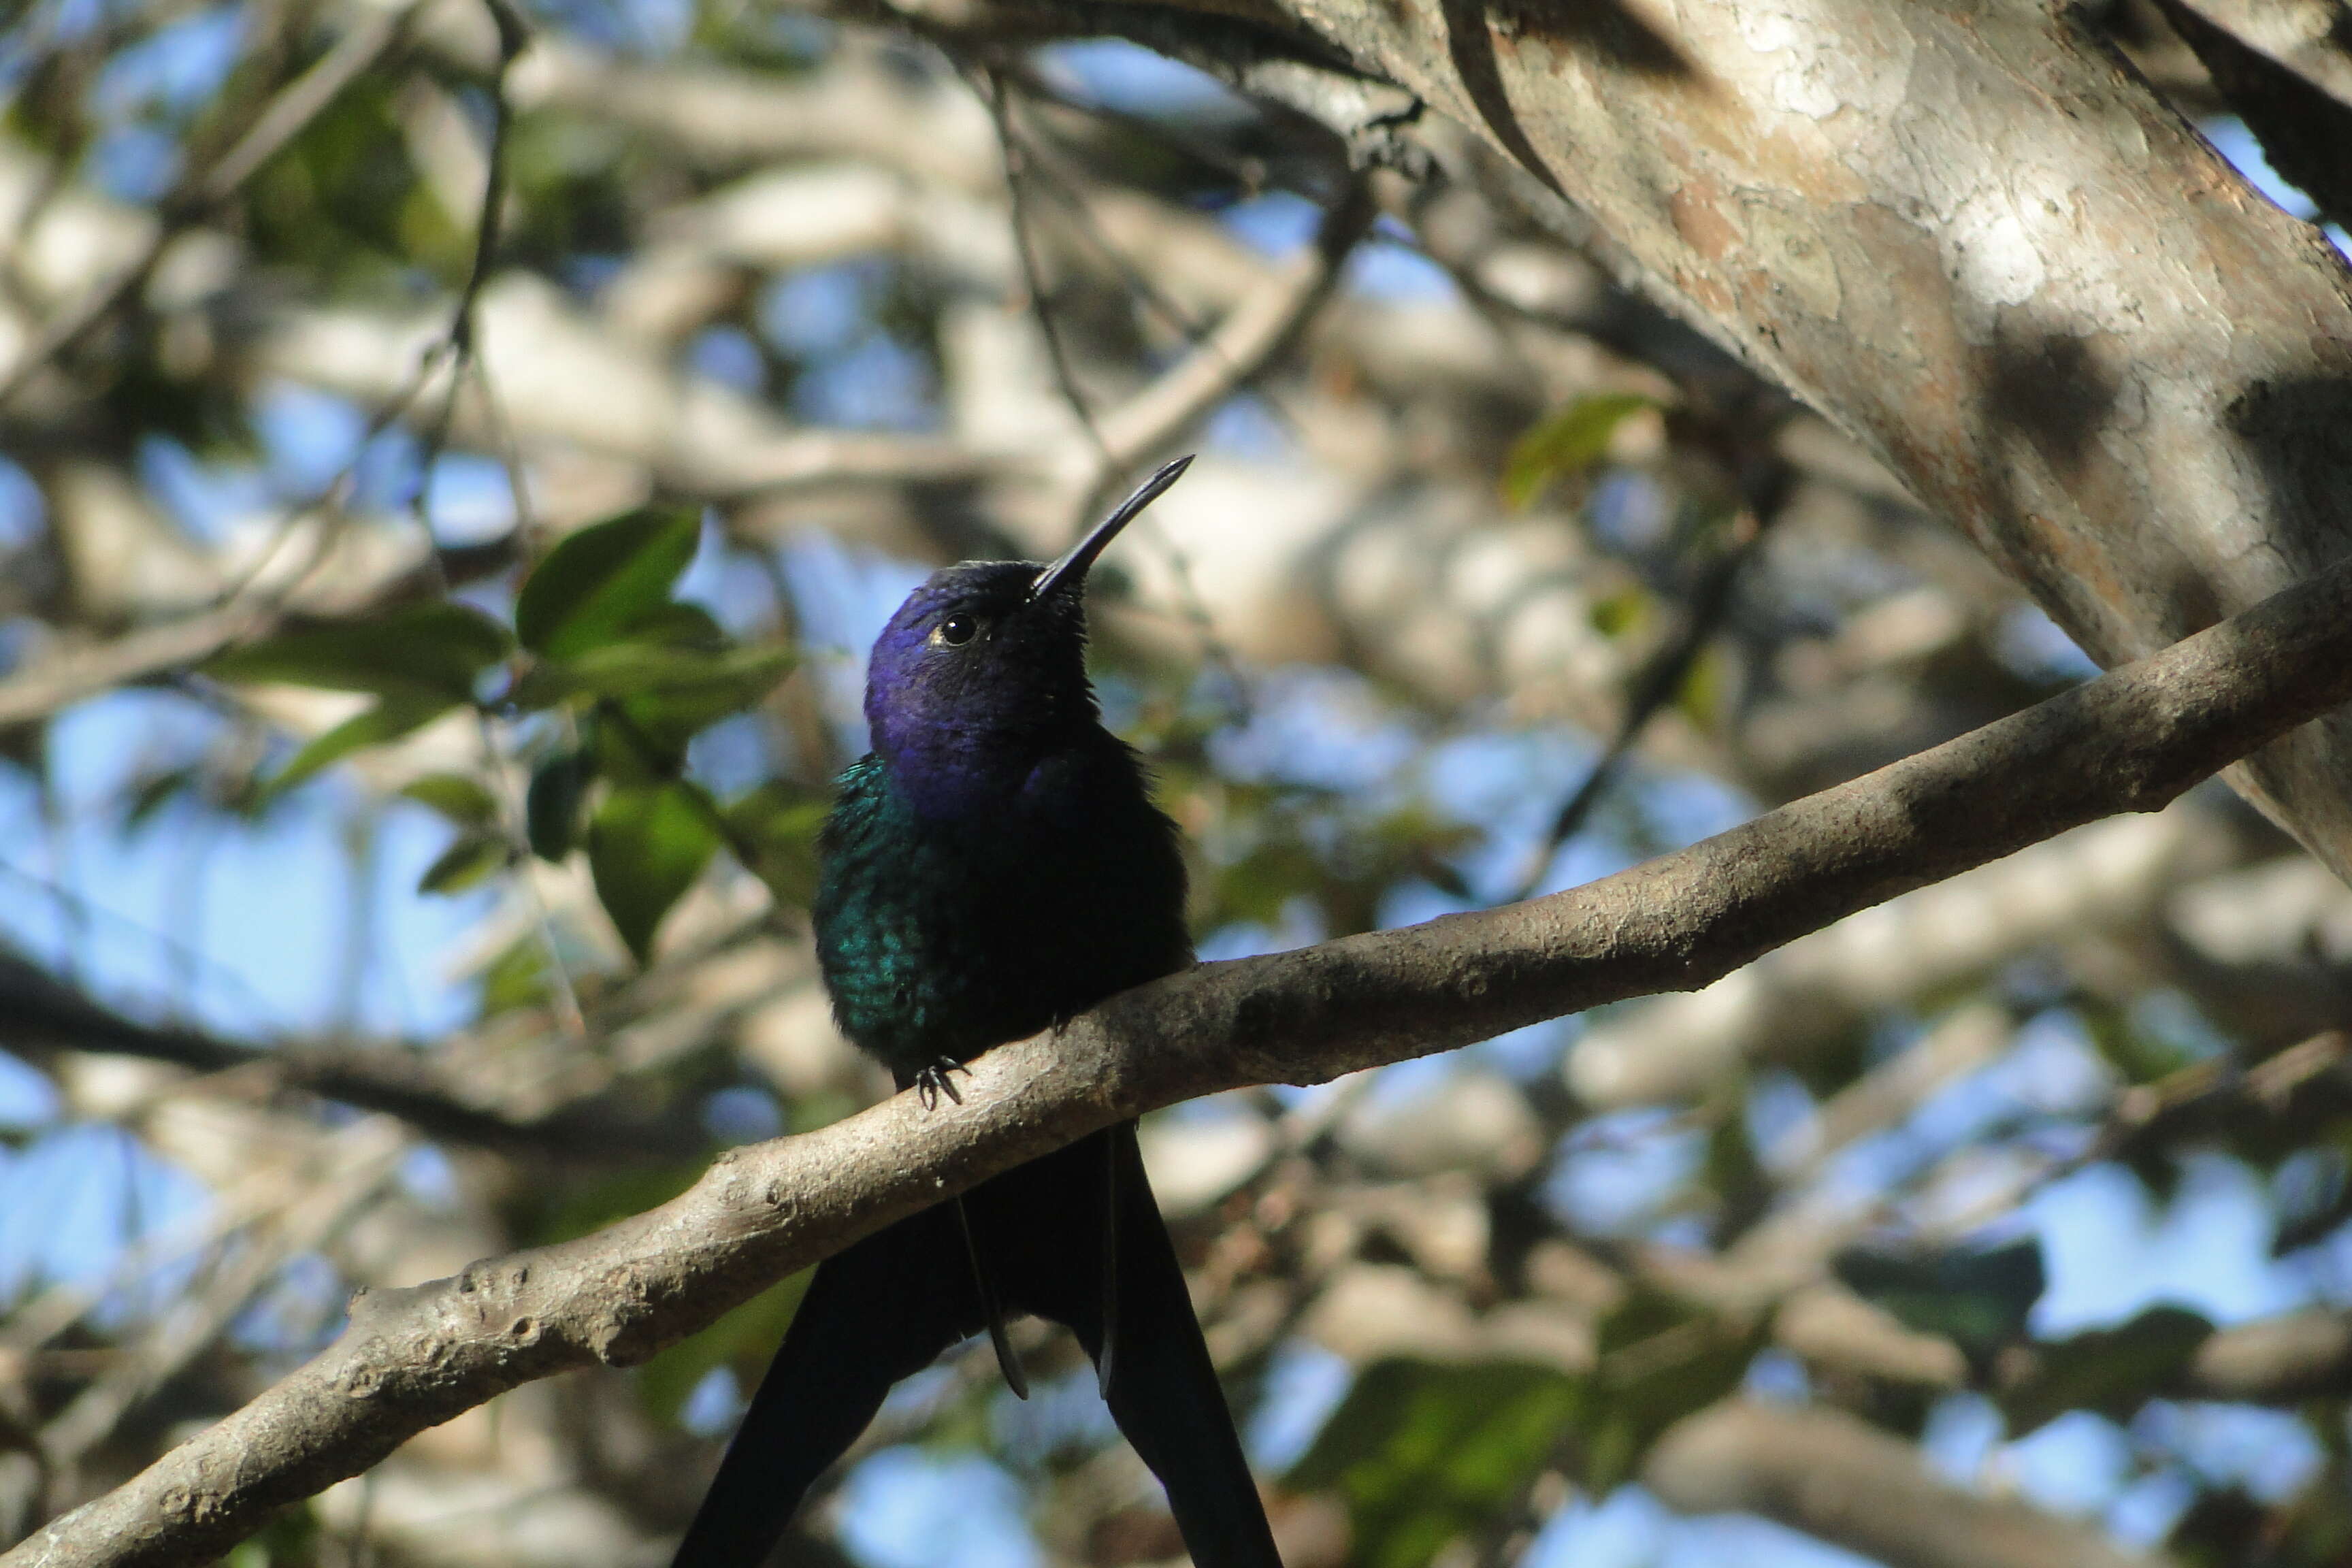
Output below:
[933,613,979,647]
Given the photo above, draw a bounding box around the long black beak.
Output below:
[1029,455,1194,602]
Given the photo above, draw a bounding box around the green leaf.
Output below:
[509,642,793,713]
[589,782,721,964]
[527,1160,707,1247]
[612,655,797,758]
[1588,588,1650,640]
[527,747,593,862]
[1575,1286,1768,1492]
[416,828,512,895]
[271,691,459,795]
[1674,644,1729,734]
[476,932,551,1015]
[221,1498,318,1568]
[123,765,201,830]
[1290,1359,1578,1568]
[626,600,728,651]
[725,782,830,908]
[399,772,500,828]
[552,646,791,787]
[1835,1239,2046,1365]
[515,506,702,658]
[1999,1306,2213,1436]
[1501,393,1655,510]
[206,602,512,702]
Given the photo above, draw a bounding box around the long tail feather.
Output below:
[1096,1129,1120,1399]
[979,1126,1284,1568]
[956,1192,1030,1399]
[670,1205,979,1568]
[675,1126,1279,1568]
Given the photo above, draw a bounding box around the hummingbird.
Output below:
[671,456,1283,1568]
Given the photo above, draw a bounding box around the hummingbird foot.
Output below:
[914,1057,969,1111]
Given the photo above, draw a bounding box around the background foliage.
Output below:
[1,0,2350,1565]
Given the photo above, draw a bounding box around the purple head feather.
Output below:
[860,457,1192,815]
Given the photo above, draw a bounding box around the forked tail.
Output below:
[669,1126,1281,1568]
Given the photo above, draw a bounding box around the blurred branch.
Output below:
[0,109,536,730]
[0,0,429,412]
[2096,1026,2352,1166]
[1565,808,2201,1107]
[2187,1301,2352,1403]
[0,954,702,1160]
[1644,1399,2172,1568]
[1757,1030,2352,1409]
[1055,176,1375,536]
[14,535,2352,1568]
[0,346,479,730]
[504,31,1000,189]
[981,69,1109,455]
[253,284,1008,500]
[0,604,273,730]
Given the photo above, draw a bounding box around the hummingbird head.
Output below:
[861,456,1191,805]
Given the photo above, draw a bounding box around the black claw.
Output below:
[915,1057,968,1111]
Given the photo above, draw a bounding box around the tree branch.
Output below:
[0,956,702,1160]
[1644,1399,2172,1568]
[12,553,2352,1568]
[2153,0,2352,225]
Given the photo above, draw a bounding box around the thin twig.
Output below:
[444,12,591,1036]
[970,65,1261,706]
[0,349,451,731]
[1503,506,1770,902]
[1059,175,1373,534]
[0,951,699,1158]
[0,860,276,1020]
[979,67,1107,457]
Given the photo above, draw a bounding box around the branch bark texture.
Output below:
[10,539,2352,1568]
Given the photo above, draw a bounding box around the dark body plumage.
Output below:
[672,463,1281,1568]
[815,732,1189,1075]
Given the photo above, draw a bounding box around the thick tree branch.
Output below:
[12,556,2352,1568]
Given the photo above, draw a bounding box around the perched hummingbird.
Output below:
[672,456,1282,1568]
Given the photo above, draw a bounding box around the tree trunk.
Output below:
[928,0,2352,875]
